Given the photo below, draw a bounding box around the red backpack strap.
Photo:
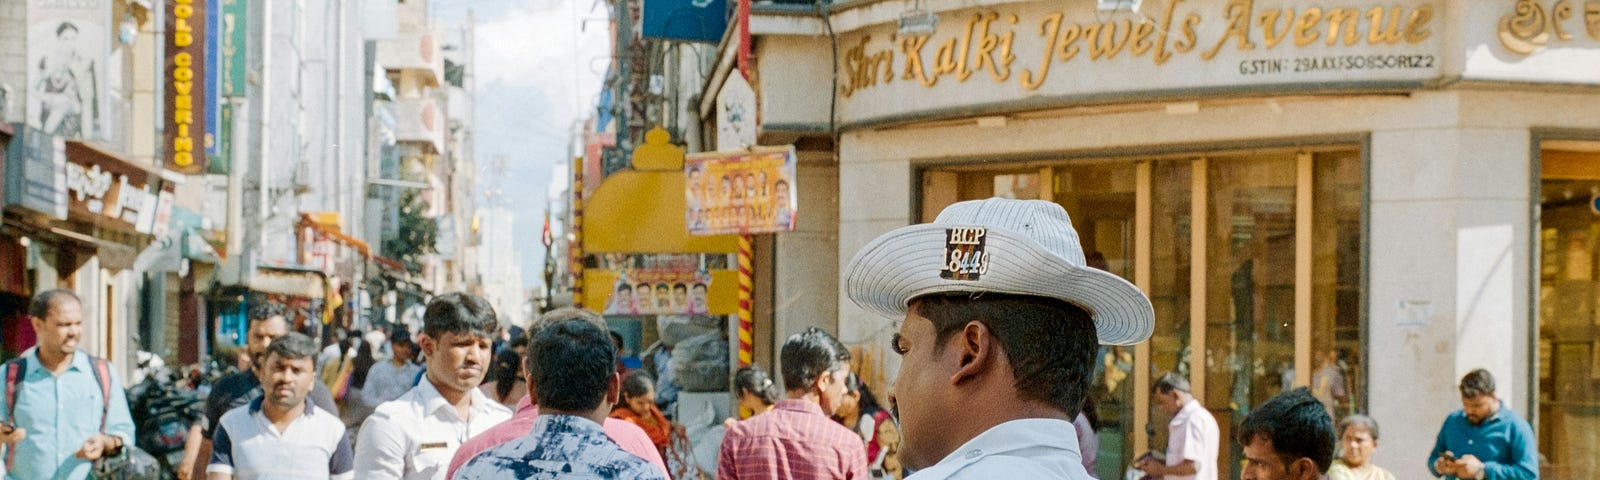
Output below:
[88,357,112,433]
[4,358,25,469]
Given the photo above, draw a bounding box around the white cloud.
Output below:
[475,0,611,123]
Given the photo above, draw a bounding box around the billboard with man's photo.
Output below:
[26,0,108,141]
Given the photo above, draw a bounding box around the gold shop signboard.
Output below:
[837,0,1444,124]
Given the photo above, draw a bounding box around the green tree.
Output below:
[383,189,436,273]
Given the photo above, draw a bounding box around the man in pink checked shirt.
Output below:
[718,327,867,480]
[445,308,668,479]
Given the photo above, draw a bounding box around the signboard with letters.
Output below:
[4,125,68,219]
[835,0,1445,124]
[64,142,163,234]
[641,0,728,43]
[165,0,208,174]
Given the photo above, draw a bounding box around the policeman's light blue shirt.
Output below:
[0,350,137,480]
[1427,406,1538,480]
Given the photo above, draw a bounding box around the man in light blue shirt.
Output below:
[1,289,136,480]
[1428,369,1537,480]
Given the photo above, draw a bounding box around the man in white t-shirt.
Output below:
[208,333,354,480]
[1140,372,1221,480]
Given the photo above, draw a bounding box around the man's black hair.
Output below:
[779,327,851,392]
[56,22,78,36]
[673,283,687,291]
[421,293,498,340]
[911,293,1098,417]
[1153,371,1192,394]
[29,289,80,320]
[1459,368,1495,399]
[1237,387,1336,473]
[248,302,288,324]
[527,317,617,412]
[616,284,632,293]
[264,332,319,362]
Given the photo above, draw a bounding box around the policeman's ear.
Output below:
[949,321,994,386]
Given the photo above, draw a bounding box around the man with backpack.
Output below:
[1,289,137,479]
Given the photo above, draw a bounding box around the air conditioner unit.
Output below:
[1097,0,1142,11]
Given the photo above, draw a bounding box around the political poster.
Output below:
[685,146,797,236]
[603,269,712,315]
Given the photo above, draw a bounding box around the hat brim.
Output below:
[845,223,1154,345]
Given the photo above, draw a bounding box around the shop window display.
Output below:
[1536,148,1600,479]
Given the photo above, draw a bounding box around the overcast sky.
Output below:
[433,0,610,290]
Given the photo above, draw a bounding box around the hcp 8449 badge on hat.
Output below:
[942,227,989,281]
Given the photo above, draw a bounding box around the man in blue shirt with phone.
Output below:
[1427,369,1537,480]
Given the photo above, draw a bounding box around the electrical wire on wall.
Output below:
[817,0,840,147]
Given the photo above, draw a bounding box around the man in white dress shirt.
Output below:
[353,293,513,480]
[1140,372,1221,480]
[844,198,1155,479]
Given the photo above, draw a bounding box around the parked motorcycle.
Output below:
[126,352,207,480]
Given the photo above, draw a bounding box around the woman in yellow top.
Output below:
[1329,414,1397,480]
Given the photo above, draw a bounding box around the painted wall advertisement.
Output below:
[165,0,207,174]
[685,146,797,236]
[26,0,109,140]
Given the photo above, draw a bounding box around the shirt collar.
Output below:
[774,399,826,417]
[22,348,89,374]
[533,414,608,438]
[918,418,1083,474]
[515,394,537,415]
[416,375,499,420]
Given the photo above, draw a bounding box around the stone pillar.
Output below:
[1367,121,1532,479]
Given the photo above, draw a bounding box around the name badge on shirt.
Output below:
[418,442,448,451]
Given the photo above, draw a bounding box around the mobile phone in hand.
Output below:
[0,419,14,435]
[1439,451,1457,462]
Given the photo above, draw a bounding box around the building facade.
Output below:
[717,0,1600,478]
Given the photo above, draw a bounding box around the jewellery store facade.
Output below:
[742,0,1600,478]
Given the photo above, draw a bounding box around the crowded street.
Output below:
[2,0,1600,479]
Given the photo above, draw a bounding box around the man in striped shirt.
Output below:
[718,328,866,480]
[208,333,354,480]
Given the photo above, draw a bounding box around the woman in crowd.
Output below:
[834,374,896,477]
[477,339,528,409]
[1328,414,1396,480]
[612,370,673,460]
[723,365,780,429]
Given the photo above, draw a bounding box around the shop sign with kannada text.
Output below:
[836,0,1444,124]
[1465,0,1600,83]
[65,148,160,234]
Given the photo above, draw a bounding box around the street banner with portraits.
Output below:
[603,269,713,315]
[27,0,109,140]
[685,146,797,236]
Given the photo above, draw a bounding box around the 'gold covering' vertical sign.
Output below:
[165,0,207,174]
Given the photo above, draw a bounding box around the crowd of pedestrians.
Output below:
[0,197,1547,480]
